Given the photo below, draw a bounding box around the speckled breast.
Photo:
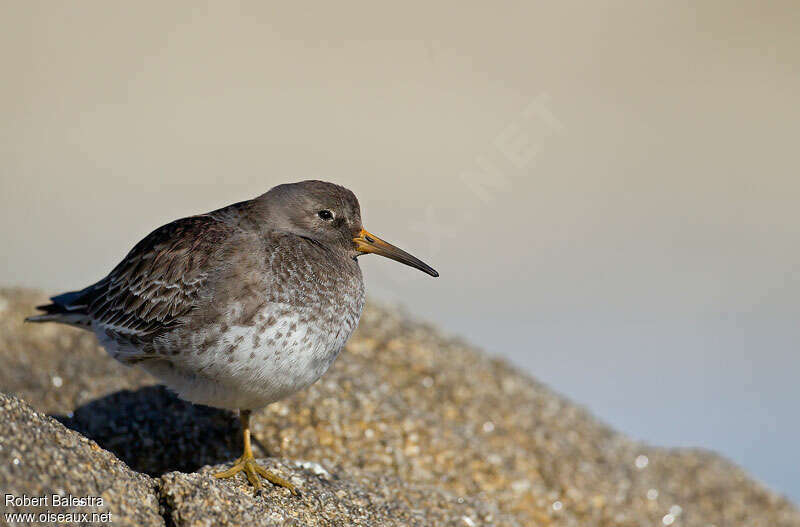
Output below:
[164,234,366,408]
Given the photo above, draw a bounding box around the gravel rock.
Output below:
[160,460,515,527]
[1,288,798,526]
[0,392,163,527]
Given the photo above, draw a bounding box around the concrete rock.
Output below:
[1,288,798,526]
[160,461,515,527]
[0,393,163,527]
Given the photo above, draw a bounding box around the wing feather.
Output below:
[85,214,231,337]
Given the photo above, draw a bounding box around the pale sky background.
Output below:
[2,1,799,502]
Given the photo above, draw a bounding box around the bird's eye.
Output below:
[318,210,334,221]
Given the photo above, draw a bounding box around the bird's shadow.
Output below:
[53,385,259,477]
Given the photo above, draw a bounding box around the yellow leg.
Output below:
[213,409,298,495]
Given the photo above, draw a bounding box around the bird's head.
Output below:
[257,180,438,277]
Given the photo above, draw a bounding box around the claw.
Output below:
[213,409,299,495]
[214,455,298,493]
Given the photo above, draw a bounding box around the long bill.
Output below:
[353,228,439,277]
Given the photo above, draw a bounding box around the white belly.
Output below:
[137,303,361,410]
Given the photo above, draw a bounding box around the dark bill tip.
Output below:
[354,228,439,278]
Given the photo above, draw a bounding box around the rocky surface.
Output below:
[159,461,513,527]
[0,393,162,527]
[1,287,798,526]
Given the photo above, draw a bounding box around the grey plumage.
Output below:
[27,180,437,411]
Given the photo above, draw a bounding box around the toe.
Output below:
[253,465,298,495]
[243,463,262,490]
[213,464,242,479]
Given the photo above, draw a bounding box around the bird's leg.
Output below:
[213,409,298,495]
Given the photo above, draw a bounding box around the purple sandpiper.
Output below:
[26,180,438,493]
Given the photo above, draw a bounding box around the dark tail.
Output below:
[25,289,92,327]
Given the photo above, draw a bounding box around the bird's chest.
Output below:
[234,298,360,365]
[202,261,365,392]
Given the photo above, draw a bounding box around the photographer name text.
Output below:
[5,493,105,507]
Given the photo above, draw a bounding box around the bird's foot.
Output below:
[214,454,298,495]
